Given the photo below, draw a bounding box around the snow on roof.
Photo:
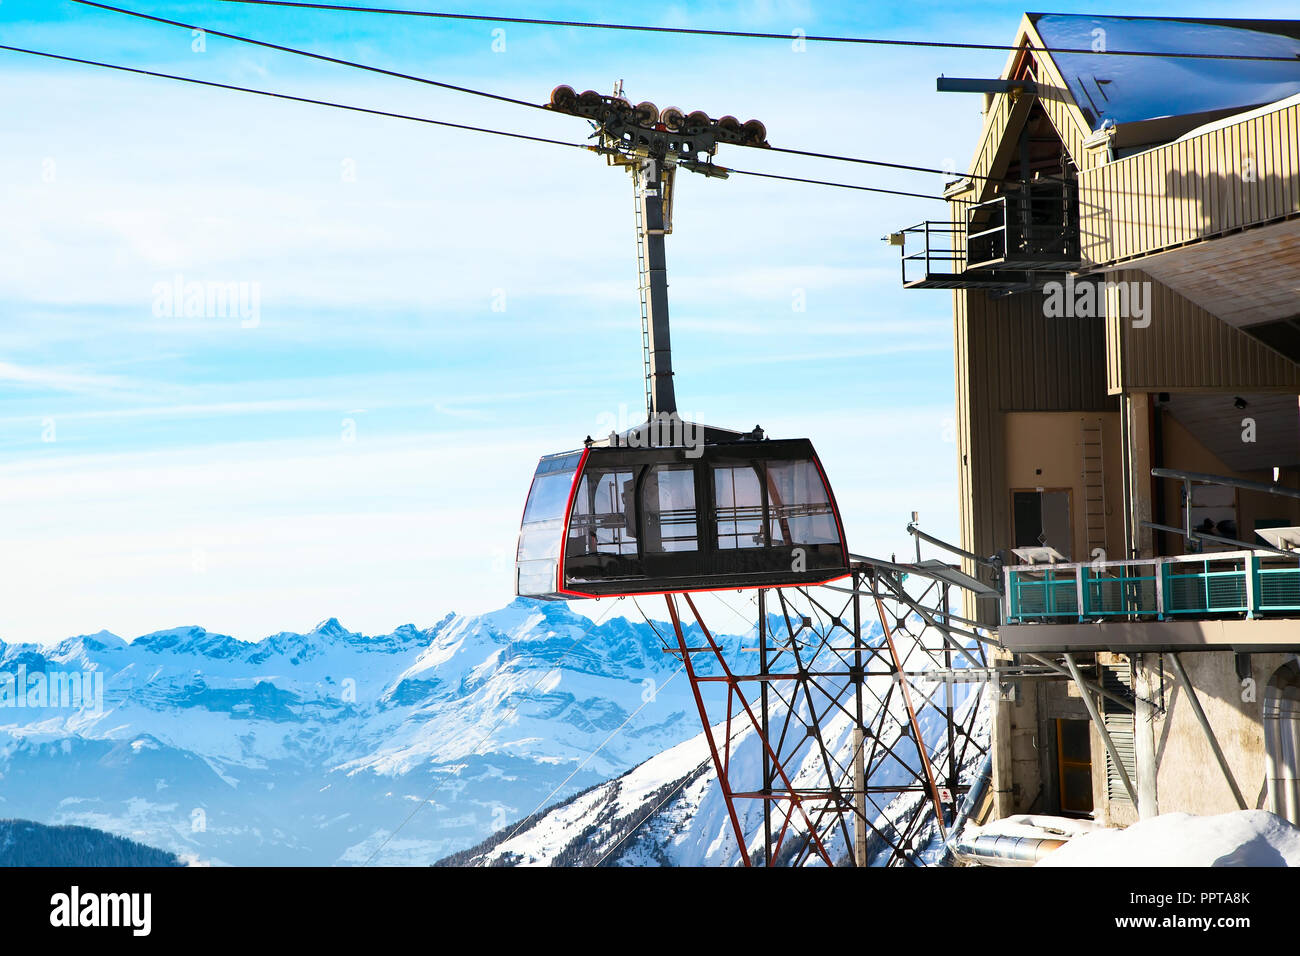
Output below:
[1031,15,1300,131]
[1036,810,1300,867]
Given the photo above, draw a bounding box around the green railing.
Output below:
[1005,550,1300,624]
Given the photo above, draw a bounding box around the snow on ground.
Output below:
[970,814,1106,842]
[1038,811,1300,867]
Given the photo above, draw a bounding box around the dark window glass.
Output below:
[569,470,638,556]
[643,466,698,553]
[765,460,838,546]
[714,465,765,549]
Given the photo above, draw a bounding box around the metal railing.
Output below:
[965,180,1080,271]
[895,219,1032,291]
[898,219,966,285]
[1005,549,1300,624]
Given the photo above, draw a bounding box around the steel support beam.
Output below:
[1165,652,1247,810]
[1062,653,1139,806]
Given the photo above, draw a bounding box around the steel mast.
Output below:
[630,156,677,418]
[546,84,764,423]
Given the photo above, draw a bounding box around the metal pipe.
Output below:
[1152,466,1300,501]
[939,752,993,866]
[1264,662,1300,826]
[952,832,1067,867]
[1166,652,1247,810]
[905,523,997,567]
[949,753,992,837]
[1063,653,1139,805]
[1140,520,1294,557]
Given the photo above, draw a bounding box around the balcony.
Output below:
[965,181,1081,271]
[894,220,1032,291]
[894,180,1079,291]
[1005,550,1300,625]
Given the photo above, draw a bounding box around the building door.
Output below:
[1055,718,1094,814]
[1013,489,1073,560]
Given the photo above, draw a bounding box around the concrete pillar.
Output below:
[990,648,1018,818]
[1124,392,1155,559]
[1133,652,1159,818]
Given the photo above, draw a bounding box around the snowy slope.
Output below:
[0,598,733,866]
[449,631,991,867]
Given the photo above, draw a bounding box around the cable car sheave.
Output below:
[515,87,850,599]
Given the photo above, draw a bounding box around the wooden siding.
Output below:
[1080,100,1300,266]
[1104,269,1300,394]
[954,287,1115,623]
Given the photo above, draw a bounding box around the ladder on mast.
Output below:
[633,182,653,420]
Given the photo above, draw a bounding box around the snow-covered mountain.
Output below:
[0,598,735,866]
[444,656,992,867]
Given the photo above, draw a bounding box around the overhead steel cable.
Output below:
[0,44,594,152]
[712,166,945,201]
[216,1,1300,62]
[69,0,548,112]
[766,144,999,184]
[75,0,1004,185]
[0,45,949,200]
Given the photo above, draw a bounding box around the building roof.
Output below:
[1029,13,1300,132]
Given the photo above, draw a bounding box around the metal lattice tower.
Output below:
[662,559,992,866]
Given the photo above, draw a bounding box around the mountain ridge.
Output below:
[0,597,736,865]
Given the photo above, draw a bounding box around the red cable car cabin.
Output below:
[516,436,850,599]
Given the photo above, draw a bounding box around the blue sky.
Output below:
[1,0,1292,642]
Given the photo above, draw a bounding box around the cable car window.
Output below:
[643,465,698,553]
[517,455,581,597]
[522,470,577,524]
[569,469,638,556]
[765,460,839,546]
[714,465,765,550]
